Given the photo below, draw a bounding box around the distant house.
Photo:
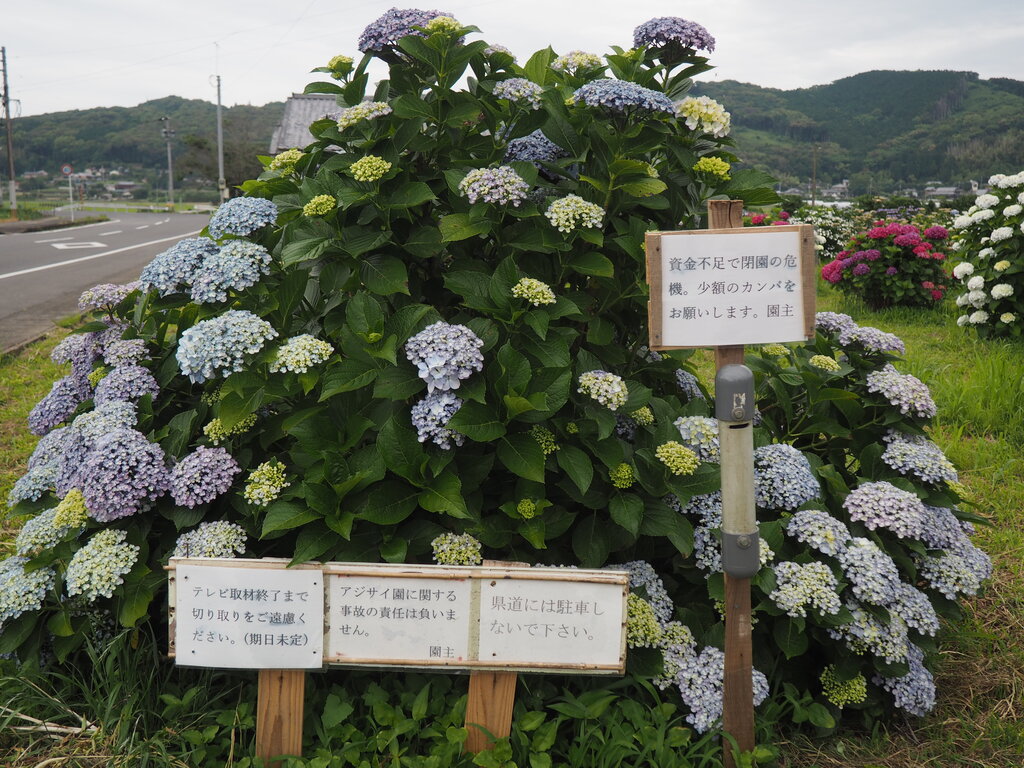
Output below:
[270,94,343,153]
[22,170,48,179]
[924,186,959,198]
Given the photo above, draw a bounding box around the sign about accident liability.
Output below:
[169,560,628,674]
[645,224,817,349]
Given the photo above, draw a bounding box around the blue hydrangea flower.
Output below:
[28,374,91,436]
[633,16,715,53]
[675,369,705,400]
[693,525,721,574]
[769,561,841,618]
[917,551,985,599]
[358,7,454,51]
[753,444,820,510]
[173,521,247,558]
[458,166,530,206]
[577,370,628,410]
[78,428,169,522]
[666,490,722,527]
[176,310,279,383]
[51,332,101,376]
[15,507,72,556]
[78,281,140,311]
[881,433,957,484]
[207,197,278,239]
[609,560,674,626]
[785,508,850,555]
[866,365,937,418]
[676,646,769,733]
[170,446,241,508]
[837,537,901,605]
[65,529,139,601]
[139,237,219,295]
[190,240,273,303]
[410,391,464,449]
[55,402,139,495]
[843,481,926,539]
[102,339,149,368]
[889,581,939,636]
[827,598,909,664]
[404,321,484,392]
[815,311,857,335]
[571,79,676,116]
[673,416,719,461]
[26,426,71,471]
[918,506,972,550]
[504,130,568,168]
[873,643,935,716]
[492,78,544,109]
[93,364,160,406]
[7,463,59,508]
[0,556,56,623]
[837,325,906,355]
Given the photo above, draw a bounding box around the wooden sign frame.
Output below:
[645,224,817,350]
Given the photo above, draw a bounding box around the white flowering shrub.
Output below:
[951,171,1024,338]
[1,7,988,741]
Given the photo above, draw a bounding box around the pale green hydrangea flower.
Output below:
[173,521,247,558]
[676,95,731,138]
[431,532,482,565]
[577,370,628,410]
[15,508,71,557]
[269,148,305,173]
[820,665,868,708]
[302,194,336,217]
[424,15,461,33]
[53,489,89,528]
[270,335,335,373]
[610,463,635,489]
[511,277,556,306]
[0,556,55,622]
[809,355,841,372]
[545,195,604,232]
[529,425,559,455]
[762,343,789,356]
[655,441,699,476]
[994,260,1011,272]
[692,157,731,180]
[516,499,538,519]
[349,155,392,182]
[337,102,392,130]
[630,406,654,426]
[551,50,603,74]
[65,529,139,602]
[1001,312,1016,323]
[243,461,290,506]
[204,414,258,445]
[626,594,662,648]
[87,367,108,388]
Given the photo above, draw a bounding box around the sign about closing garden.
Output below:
[645,224,817,349]
[169,560,629,674]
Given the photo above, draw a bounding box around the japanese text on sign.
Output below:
[647,225,815,348]
[172,560,323,669]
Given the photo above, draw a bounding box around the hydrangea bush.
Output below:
[950,171,1024,338]
[2,8,988,738]
[820,221,951,308]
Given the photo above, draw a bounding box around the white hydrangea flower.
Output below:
[978,247,995,259]
[966,275,985,291]
[990,226,1014,242]
[955,293,971,307]
[968,289,988,307]
[1002,204,1022,217]
[952,262,974,279]
[969,310,989,324]
[991,283,1014,300]
[1000,312,1016,323]
[974,193,999,209]
[952,214,972,229]
[970,208,995,223]
[956,314,970,326]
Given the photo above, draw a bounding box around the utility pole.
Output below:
[215,74,227,202]
[160,116,175,208]
[1,46,18,219]
[811,144,818,207]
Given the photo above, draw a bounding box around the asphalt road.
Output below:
[0,212,206,352]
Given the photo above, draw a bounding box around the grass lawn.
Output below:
[1,284,1022,766]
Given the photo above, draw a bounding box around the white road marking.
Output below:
[51,241,107,250]
[136,225,149,230]
[99,230,123,235]
[34,236,74,243]
[0,231,202,281]
[154,220,164,225]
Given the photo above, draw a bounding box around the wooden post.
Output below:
[709,200,755,768]
[464,559,526,752]
[256,669,306,767]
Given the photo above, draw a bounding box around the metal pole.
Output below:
[811,145,818,207]
[160,116,175,208]
[68,175,74,222]
[215,74,227,202]
[1,46,18,219]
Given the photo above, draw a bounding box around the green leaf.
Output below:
[262,501,320,537]
[609,493,643,536]
[418,471,471,518]
[572,513,611,567]
[523,47,555,85]
[617,178,667,197]
[281,237,332,267]
[378,416,426,484]
[373,365,425,400]
[391,93,436,121]
[359,482,419,525]
[566,252,614,277]
[346,291,385,339]
[360,255,410,295]
[446,401,506,441]
[518,518,547,549]
[319,358,379,399]
[402,226,444,258]
[497,434,546,482]
[439,213,490,242]
[555,445,593,494]
[291,522,336,564]
[118,569,162,628]
[387,181,436,208]
[773,617,809,659]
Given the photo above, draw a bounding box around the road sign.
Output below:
[61,164,73,176]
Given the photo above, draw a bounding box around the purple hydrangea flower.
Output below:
[843,481,926,538]
[56,402,139,495]
[504,130,568,167]
[852,262,870,276]
[78,282,140,311]
[815,311,856,335]
[93,364,160,406]
[889,582,939,636]
[837,325,906,354]
[881,433,957,484]
[571,80,676,116]
[837,537,901,605]
[102,339,149,368]
[207,197,278,239]
[27,426,71,471]
[140,237,220,295]
[28,374,91,436]
[633,16,716,53]
[918,506,972,550]
[609,560,674,625]
[405,321,484,392]
[886,266,899,276]
[78,428,169,522]
[410,391,464,449]
[458,166,530,206]
[866,365,936,418]
[190,240,273,303]
[874,643,935,716]
[676,369,705,400]
[51,332,100,377]
[785,508,851,556]
[358,7,454,52]
[753,444,820,510]
[492,78,544,109]
[676,646,769,733]
[170,446,241,508]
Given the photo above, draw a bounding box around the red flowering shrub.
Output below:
[820,221,950,309]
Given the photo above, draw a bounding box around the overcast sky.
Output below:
[4,0,1023,117]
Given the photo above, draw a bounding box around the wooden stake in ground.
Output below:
[256,669,306,767]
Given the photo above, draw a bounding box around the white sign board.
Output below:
[646,225,816,349]
[171,558,324,669]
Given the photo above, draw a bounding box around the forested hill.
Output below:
[693,70,1024,189]
[9,96,284,175]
